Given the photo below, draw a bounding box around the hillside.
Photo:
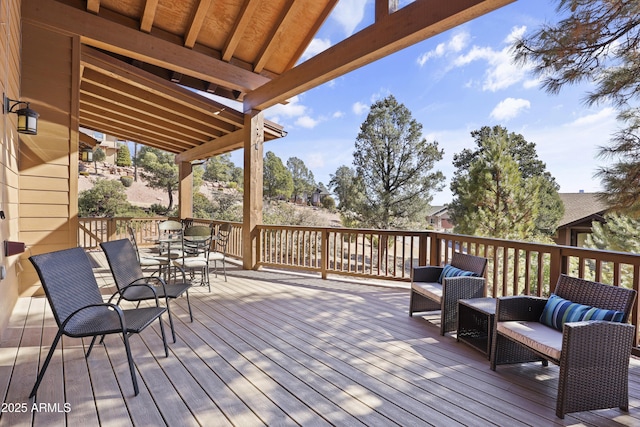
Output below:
[79,164,341,226]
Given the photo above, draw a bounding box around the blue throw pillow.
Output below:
[438,264,477,284]
[540,294,626,331]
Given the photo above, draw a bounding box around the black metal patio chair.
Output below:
[100,239,193,343]
[29,247,168,397]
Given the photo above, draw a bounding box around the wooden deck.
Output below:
[1,254,640,426]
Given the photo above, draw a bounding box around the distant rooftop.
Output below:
[558,192,608,227]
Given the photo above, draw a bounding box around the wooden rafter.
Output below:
[244,0,515,111]
[184,0,213,48]
[86,0,100,14]
[140,0,159,33]
[222,0,261,62]
[24,0,270,93]
[253,0,296,73]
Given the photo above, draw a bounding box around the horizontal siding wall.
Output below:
[19,20,78,295]
[0,0,23,338]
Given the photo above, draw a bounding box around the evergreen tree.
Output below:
[116,143,132,167]
[513,0,640,213]
[92,147,106,173]
[137,147,179,213]
[78,179,130,217]
[352,95,444,229]
[329,165,365,212]
[204,153,235,182]
[449,126,563,240]
[586,213,640,254]
[286,157,315,204]
[263,151,293,200]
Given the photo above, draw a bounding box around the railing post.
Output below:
[107,218,117,242]
[429,232,440,266]
[549,246,562,292]
[418,232,428,267]
[321,228,328,279]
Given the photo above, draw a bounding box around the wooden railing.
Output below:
[79,218,640,350]
[79,217,243,259]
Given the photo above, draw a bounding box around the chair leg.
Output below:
[157,314,169,357]
[86,335,99,357]
[185,290,193,322]
[165,297,177,343]
[222,259,227,282]
[121,332,139,396]
[30,331,63,398]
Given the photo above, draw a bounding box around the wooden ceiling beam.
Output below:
[253,0,297,73]
[80,93,221,142]
[140,0,159,33]
[24,0,270,93]
[81,47,241,131]
[79,77,231,137]
[80,111,192,152]
[245,0,514,111]
[175,130,245,163]
[80,103,201,149]
[184,0,213,48]
[222,0,261,62]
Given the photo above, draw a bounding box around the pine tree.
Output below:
[116,143,132,167]
[352,95,444,229]
[449,126,563,241]
[263,151,293,200]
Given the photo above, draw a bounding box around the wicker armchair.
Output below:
[410,252,487,335]
[490,274,637,418]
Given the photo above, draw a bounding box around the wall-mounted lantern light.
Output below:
[3,93,39,135]
[81,147,94,162]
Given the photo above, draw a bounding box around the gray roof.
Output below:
[558,193,608,227]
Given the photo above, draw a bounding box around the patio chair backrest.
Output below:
[214,223,232,253]
[29,247,104,328]
[158,220,182,234]
[554,274,636,321]
[127,225,142,262]
[182,225,213,256]
[450,252,487,277]
[100,239,145,290]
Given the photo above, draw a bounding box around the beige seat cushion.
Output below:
[497,321,563,361]
[411,282,442,303]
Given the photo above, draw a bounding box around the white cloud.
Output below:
[417,31,470,67]
[332,0,367,37]
[295,116,319,129]
[301,38,332,61]
[451,26,533,92]
[352,101,369,115]
[333,111,345,119]
[567,107,617,127]
[490,97,531,121]
[266,95,307,121]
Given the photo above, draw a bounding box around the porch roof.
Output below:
[24,0,515,161]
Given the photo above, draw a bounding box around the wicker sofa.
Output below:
[410,252,487,335]
[490,274,637,418]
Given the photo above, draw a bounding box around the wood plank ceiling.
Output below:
[23,0,515,161]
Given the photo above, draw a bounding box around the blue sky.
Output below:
[221,0,619,206]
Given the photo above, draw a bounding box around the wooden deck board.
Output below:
[1,258,640,426]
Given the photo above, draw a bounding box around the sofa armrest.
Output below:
[441,276,485,301]
[496,295,548,322]
[412,266,443,283]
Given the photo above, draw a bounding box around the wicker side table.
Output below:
[457,297,496,359]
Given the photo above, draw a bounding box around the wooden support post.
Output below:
[242,110,264,270]
[178,161,193,219]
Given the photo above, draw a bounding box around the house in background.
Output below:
[554,192,609,247]
[426,206,454,232]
